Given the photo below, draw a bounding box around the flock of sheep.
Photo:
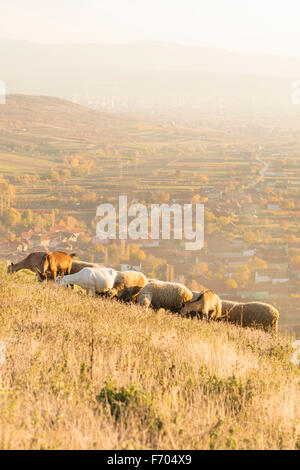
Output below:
[7,251,280,332]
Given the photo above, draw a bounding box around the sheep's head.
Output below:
[118,286,142,303]
[180,296,205,319]
[55,277,62,286]
[180,290,217,321]
[105,288,118,299]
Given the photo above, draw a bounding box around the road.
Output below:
[245,153,269,189]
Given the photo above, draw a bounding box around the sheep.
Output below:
[134,280,193,312]
[180,289,222,320]
[70,260,100,274]
[55,267,118,296]
[220,300,279,332]
[107,270,148,300]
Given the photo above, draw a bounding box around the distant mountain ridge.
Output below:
[1,40,299,117]
[1,39,300,76]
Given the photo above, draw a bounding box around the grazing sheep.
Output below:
[107,270,148,300]
[55,267,118,296]
[180,289,222,320]
[135,280,193,312]
[220,300,279,332]
[70,260,100,274]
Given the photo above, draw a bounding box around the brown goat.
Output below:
[180,289,222,320]
[7,252,47,276]
[39,252,76,281]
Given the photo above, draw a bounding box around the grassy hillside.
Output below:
[0,94,138,171]
[0,264,299,450]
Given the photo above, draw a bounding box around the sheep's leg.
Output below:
[138,295,151,308]
[208,309,216,321]
[86,287,96,297]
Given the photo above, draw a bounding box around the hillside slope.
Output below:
[0,264,299,450]
[0,94,135,161]
[2,39,300,77]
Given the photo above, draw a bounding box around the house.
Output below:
[40,235,51,249]
[243,249,256,257]
[30,234,43,248]
[272,275,289,285]
[8,241,25,253]
[120,263,141,272]
[240,203,257,216]
[255,270,272,284]
[21,230,33,240]
[255,269,289,284]
[226,256,251,267]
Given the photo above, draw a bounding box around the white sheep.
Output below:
[55,267,118,296]
[107,270,148,300]
[220,300,279,332]
[135,280,193,312]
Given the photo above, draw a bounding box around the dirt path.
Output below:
[245,153,269,189]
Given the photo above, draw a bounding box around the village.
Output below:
[0,95,300,334]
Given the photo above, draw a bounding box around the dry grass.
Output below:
[0,263,299,450]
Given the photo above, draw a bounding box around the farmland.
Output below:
[0,94,300,334]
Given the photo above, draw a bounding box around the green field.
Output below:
[0,152,53,174]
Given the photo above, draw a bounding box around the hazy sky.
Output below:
[1,0,300,57]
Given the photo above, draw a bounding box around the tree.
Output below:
[243,232,257,245]
[235,265,251,287]
[290,256,300,270]
[250,257,268,271]
[49,170,60,182]
[189,262,209,278]
[1,208,21,228]
[22,209,34,228]
[226,279,238,290]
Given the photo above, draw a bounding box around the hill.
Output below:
[0,94,176,173]
[1,40,299,118]
[0,94,135,169]
[2,39,300,77]
[0,264,299,450]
